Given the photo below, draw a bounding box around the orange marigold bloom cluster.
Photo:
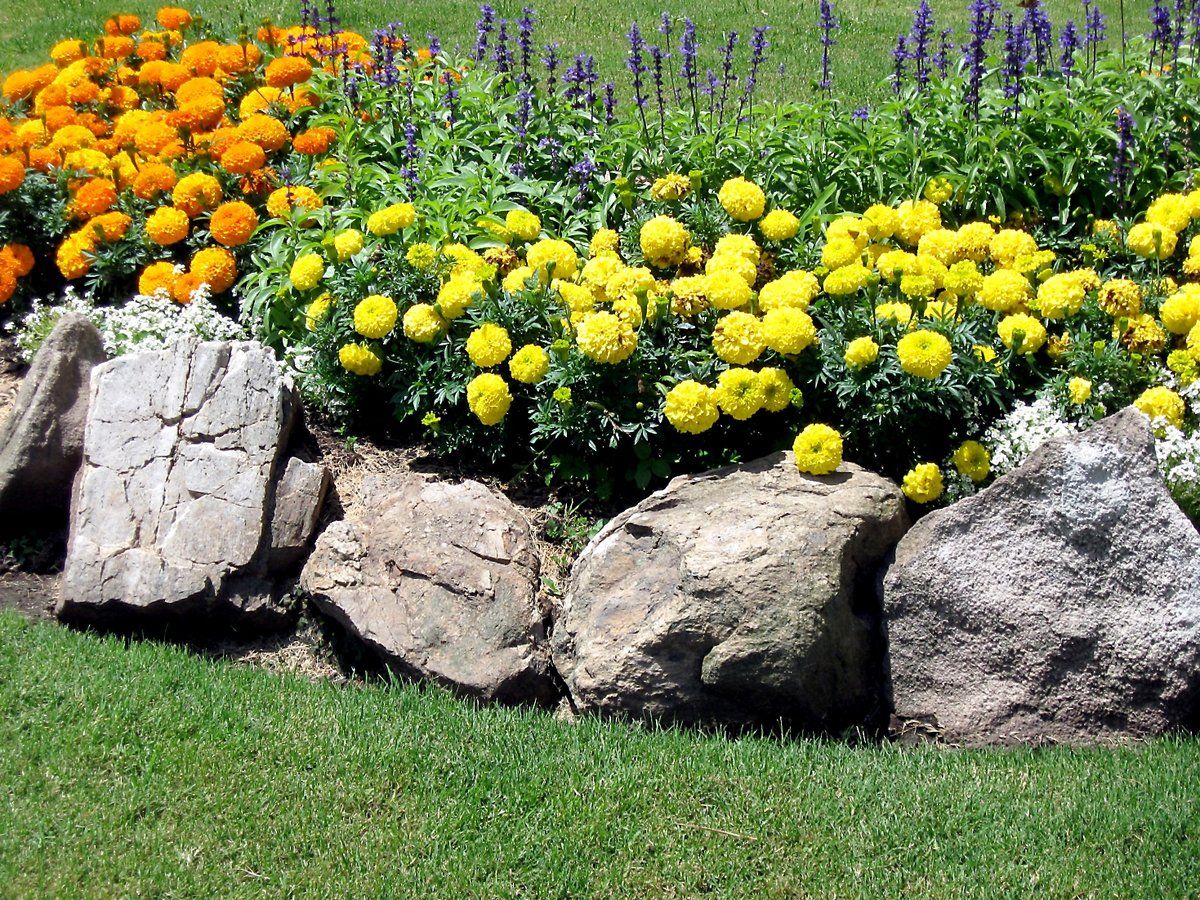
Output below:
[146,205,190,245]
[172,172,222,216]
[237,114,289,152]
[157,7,193,30]
[139,260,179,296]
[209,200,258,247]
[293,126,335,155]
[191,246,237,292]
[71,178,118,218]
[132,162,178,200]
[220,140,266,174]
[264,56,313,88]
[0,156,24,193]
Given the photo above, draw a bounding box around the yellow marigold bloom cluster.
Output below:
[575,311,637,363]
[1097,279,1143,318]
[714,367,766,419]
[333,229,364,262]
[467,373,512,425]
[895,199,941,246]
[1134,385,1185,429]
[505,208,541,242]
[997,312,1047,354]
[952,440,990,482]
[527,238,579,280]
[1033,271,1088,319]
[466,322,512,367]
[923,177,954,205]
[717,176,766,222]
[1126,222,1178,260]
[650,172,691,202]
[339,343,382,376]
[267,185,322,219]
[989,229,1039,268]
[897,329,952,378]
[146,205,189,245]
[305,293,333,331]
[759,208,799,242]
[704,269,752,310]
[589,228,620,257]
[290,253,325,292]
[902,463,944,503]
[403,304,446,343]
[509,344,550,384]
[978,269,1031,312]
[793,424,843,475]
[823,263,871,295]
[1068,376,1092,405]
[367,203,416,236]
[407,242,437,269]
[353,294,398,339]
[844,336,880,368]
[436,273,482,319]
[761,308,817,355]
[639,215,690,268]
[664,380,719,434]
[712,311,765,365]
[1160,285,1200,335]
[759,270,819,311]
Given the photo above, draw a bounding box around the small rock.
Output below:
[301,472,559,705]
[269,457,330,572]
[551,452,910,730]
[883,407,1200,745]
[0,314,106,526]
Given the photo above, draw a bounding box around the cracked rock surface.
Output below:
[301,472,559,705]
[883,407,1200,745]
[58,340,328,629]
[551,452,910,729]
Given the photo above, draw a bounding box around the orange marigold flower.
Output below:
[0,266,16,304]
[105,85,140,112]
[172,172,222,217]
[238,86,282,118]
[175,76,224,105]
[28,148,57,172]
[293,126,335,155]
[209,200,258,246]
[132,162,178,200]
[180,41,221,77]
[146,206,190,245]
[139,260,178,296]
[191,246,237,293]
[0,156,25,193]
[180,95,227,130]
[286,86,319,113]
[220,140,266,175]
[72,179,117,218]
[265,184,322,219]
[217,43,262,72]
[264,56,313,88]
[44,106,78,132]
[134,121,181,157]
[105,14,141,35]
[195,126,240,159]
[172,270,203,303]
[138,39,168,61]
[101,35,135,60]
[236,114,289,152]
[1,243,35,277]
[50,39,87,66]
[157,62,191,92]
[87,211,133,242]
[157,7,193,30]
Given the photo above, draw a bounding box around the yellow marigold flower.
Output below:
[1126,222,1178,260]
[952,440,990,483]
[589,228,620,257]
[606,266,656,302]
[978,269,1032,312]
[900,274,937,298]
[761,307,817,356]
[897,329,952,378]
[759,208,800,242]
[793,424,843,475]
[923,177,954,205]
[466,373,512,425]
[1067,376,1092,405]
[575,311,637,364]
[639,215,690,268]
[706,251,757,286]
[305,293,333,331]
[704,269,752,310]
[406,242,437,269]
[997,312,1047,354]
[895,199,941,246]
[1135,385,1185,429]
[290,253,325,292]
[917,228,960,265]
[333,229,364,262]
[339,343,382,376]
[713,232,761,263]
[507,344,550,384]
[902,463,944,503]
[669,275,708,316]
[581,254,623,294]
[266,185,322,219]
[757,367,794,412]
[1091,219,1120,239]
[875,301,914,327]
[504,208,541,242]
[664,380,719,434]
[943,260,982,297]
[555,281,595,316]
[718,176,766,222]
[823,263,871,296]
[759,270,819,311]
[367,203,416,236]
[1168,349,1199,386]
[442,243,488,278]
[875,250,918,282]
[145,206,189,245]
[351,294,398,339]
[403,303,446,343]
[1033,271,1088,319]
[1160,284,1200,334]
[437,274,481,319]
[712,311,765,365]
[466,322,512,367]
[527,238,579,280]
[1097,278,1142,318]
[954,221,995,262]
[827,216,869,248]
[821,237,861,270]
[989,229,1039,268]
[1146,193,1192,233]
[1117,313,1167,353]
[650,172,692,202]
[844,336,880,369]
[503,265,536,294]
[714,367,766,420]
[862,204,899,240]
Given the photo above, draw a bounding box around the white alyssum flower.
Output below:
[984,395,1079,479]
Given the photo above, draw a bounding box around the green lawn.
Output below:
[0,611,1197,895]
[0,0,1151,103]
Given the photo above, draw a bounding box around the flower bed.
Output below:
[2,1,1200,505]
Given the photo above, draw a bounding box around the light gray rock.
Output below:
[551,452,910,729]
[0,314,106,525]
[268,457,330,572]
[58,340,328,629]
[883,407,1200,745]
[301,472,559,705]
